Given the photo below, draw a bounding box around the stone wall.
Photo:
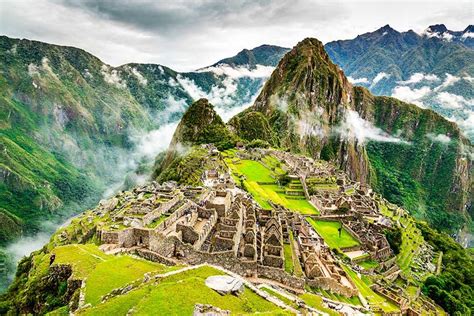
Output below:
[257,265,305,289]
[306,277,358,297]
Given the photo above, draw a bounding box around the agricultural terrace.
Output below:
[341,265,400,313]
[31,244,180,308]
[379,202,428,280]
[306,218,360,250]
[223,150,318,215]
[80,265,290,315]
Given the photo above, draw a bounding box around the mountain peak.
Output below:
[211,44,289,68]
[427,24,448,33]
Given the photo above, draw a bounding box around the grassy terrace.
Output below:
[283,232,304,277]
[306,218,359,250]
[224,151,318,215]
[379,203,426,279]
[341,265,400,313]
[34,244,180,309]
[81,266,290,315]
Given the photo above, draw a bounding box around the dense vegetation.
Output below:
[417,222,474,315]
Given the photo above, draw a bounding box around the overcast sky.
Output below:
[1,0,472,71]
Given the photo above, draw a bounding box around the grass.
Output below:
[358,259,379,270]
[34,244,179,307]
[235,160,275,182]
[283,244,294,274]
[306,218,359,250]
[316,289,362,306]
[289,232,304,277]
[226,156,318,215]
[85,256,178,305]
[299,293,340,316]
[342,265,399,313]
[81,266,290,315]
[261,287,298,309]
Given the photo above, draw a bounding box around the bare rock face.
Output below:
[204,275,244,296]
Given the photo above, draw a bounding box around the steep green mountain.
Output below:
[324,25,474,140]
[154,98,237,181]
[231,38,473,232]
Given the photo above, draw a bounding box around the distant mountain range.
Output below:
[324,24,474,140]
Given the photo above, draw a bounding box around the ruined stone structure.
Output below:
[93,147,407,302]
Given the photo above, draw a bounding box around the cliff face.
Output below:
[235,38,473,231]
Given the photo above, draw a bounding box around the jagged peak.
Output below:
[427,24,448,33]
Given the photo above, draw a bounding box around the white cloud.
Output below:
[338,110,409,144]
[347,76,369,84]
[434,73,461,91]
[397,73,439,85]
[101,65,127,89]
[427,133,451,144]
[200,64,275,79]
[371,72,391,87]
[130,67,148,86]
[133,122,178,160]
[391,86,431,107]
[461,32,474,39]
[436,92,473,109]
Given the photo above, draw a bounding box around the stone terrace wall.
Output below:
[257,265,305,290]
[306,277,358,297]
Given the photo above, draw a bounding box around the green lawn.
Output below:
[85,256,177,305]
[289,233,304,277]
[299,293,340,316]
[358,259,379,270]
[35,244,179,308]
[261,287,298,309]
[227,156,318,214]
[283,244,294,274]
[306,218,359,250]
[235,160,275,182]
[82,266,290,315]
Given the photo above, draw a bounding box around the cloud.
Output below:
[461,32,474,39]
[132,122,178,160]
[436,92,473,109]
[427,133,451,144]
[200,64,275,79]
[130,67,148,86]
[101,65,127,88]
[391,86,431,107]
[347,76,369,84]
[338,110,409,144]
[371,72,391,87]
[434,73,461,91]
[2,0,471,71]
[397,73,439,85]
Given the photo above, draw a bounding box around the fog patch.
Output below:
[391,86,431,107]
[200,64,274,79]
[101,65,127,89]
[427,133,451,144]
[129,67,148,86]
[337,110,410,144]
[436,92,473,109]
[371,72,391,87]
[347,76,369,84]
[397,73,439,85]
